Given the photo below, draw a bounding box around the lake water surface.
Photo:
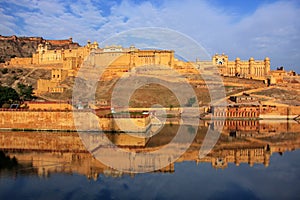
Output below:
[1,120,300,200]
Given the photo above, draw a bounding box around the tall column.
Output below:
[235,57,240,76]
[264,57,270,75]
[235,150,240,166]
[170,51,174,68]
[249,57,255,76]
[249,150,254,167]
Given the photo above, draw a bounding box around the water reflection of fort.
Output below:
[1,120,300,179]
[210,119,300,136]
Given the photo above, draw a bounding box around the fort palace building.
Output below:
[213,53,270,79]
[5,40,273,94]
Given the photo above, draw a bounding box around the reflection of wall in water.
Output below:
[0,110,151,132]
[1,128,300,177]
[211,120,300,137]
[3,151,174,180]
[209,145,271,169]
[212,105,260,118]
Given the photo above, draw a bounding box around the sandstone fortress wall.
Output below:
[0,110,150,133]
[2,36,274,95]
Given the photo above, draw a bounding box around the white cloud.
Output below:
[0,7,19,35]
[230,1,300,69]
[106,0,300,71]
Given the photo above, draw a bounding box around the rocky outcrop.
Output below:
[0,35,80,63]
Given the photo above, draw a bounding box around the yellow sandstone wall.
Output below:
[0,131,85,152]
[0,110,76,130]
[0,110,151,132]
[98,116,151,132]
[8,57,32,65]
[36,79,59,94]
[25,102,73,110]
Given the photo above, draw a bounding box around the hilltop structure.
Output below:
[3,39,275,95]
[213,53,270,79]
[0,35,80,63]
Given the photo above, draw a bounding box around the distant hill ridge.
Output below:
[0,35,80,63]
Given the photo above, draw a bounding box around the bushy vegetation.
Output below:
[0,84,36,107]
[0,85,20,107]
[0,151,18,169]
[17,83,36,101]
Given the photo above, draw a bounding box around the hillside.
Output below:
[0,67,50,89]
[0,35,80,63]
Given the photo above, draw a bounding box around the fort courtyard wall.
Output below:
[0,110,77,130]
[24,101,73,110]
[0,110,151,132]
[9,57,33,65]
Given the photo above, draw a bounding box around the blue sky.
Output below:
[0,0,300,71]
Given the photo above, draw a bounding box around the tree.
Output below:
[17,83,36,101]
[0,86,20,107]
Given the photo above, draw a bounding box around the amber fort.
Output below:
[1,35,300,128]
[3,37,281,95]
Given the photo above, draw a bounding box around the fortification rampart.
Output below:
[0,110,151,132]
[0,110,77,131]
